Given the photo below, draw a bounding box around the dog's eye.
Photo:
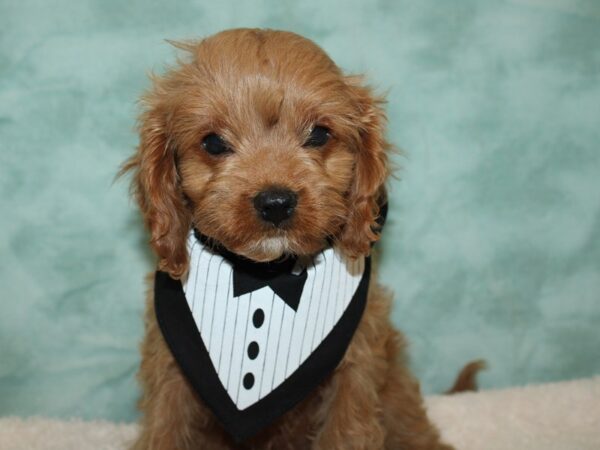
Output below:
[303,125,331,148]
[202,133,232,156]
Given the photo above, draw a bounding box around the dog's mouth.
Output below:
[240,235,292,262]
[197,227,328,264]
[194,229,292,264]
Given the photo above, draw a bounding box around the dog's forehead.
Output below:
[192,29,345,97]
[197,29,338,73]
[172,29,358,135]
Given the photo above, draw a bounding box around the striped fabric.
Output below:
[182,231,365,410]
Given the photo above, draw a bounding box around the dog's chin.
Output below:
[236,236,291,262]
[232,235,327,263]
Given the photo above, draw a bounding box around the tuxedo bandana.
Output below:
[155,229,376,442]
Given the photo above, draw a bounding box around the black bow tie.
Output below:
[232,263,307,311]
[193,230,308,311]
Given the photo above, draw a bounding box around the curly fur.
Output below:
[123,28,453,450]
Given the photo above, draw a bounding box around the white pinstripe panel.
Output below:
[272,305,295,389]
[207,261,230,366]
[323,251,342,336]
[229,293,250,404]
[313,249,335,348]
[200,254,220,346]
[284,260,317,378]
[217,271,234,378]
[182,232,364,411]
[301,253,327,361]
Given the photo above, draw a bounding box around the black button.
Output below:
[243,372,254,389]
[247,341,259,360]
[252,309,265,328]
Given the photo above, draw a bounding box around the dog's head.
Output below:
[123,29,390,278]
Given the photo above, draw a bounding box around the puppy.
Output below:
[123,28,453,450]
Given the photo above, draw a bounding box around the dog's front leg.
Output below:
[131,372,224,450]
[379,335,454,450]
[310,362,386,450]
[131,293,234,450]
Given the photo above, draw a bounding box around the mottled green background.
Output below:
[1,0,599,421]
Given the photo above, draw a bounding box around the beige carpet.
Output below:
[1,377,599,450]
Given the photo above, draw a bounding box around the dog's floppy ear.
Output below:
[121,93,191,279]
[337,76,390,257]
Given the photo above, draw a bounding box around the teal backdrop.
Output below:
[1,0,599,422]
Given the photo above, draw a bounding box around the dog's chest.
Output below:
[182,235,365,410]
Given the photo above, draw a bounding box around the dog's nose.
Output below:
[253,189,298,226]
